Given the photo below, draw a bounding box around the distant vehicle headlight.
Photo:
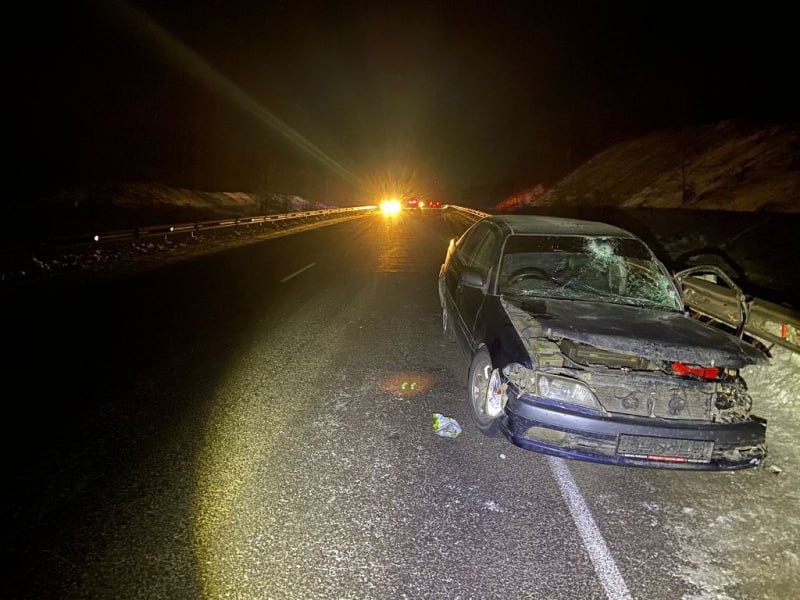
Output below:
[536,374,599,409]
[380,199,402,216]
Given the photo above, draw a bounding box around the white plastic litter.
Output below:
[433,413,462,438]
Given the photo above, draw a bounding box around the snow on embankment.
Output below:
[743,346,800,470]
[37,182,332,237]
[501,120,799,213]
[50,182,329,216]
[744,346,800,410]
[674,346,800,600]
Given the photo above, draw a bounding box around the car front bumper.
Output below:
[500,388,767,470]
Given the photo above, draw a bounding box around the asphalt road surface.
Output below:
[2,211,793,599]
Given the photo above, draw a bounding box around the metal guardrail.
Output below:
[49,204,471,250]
[680,276,800,354]
[445,205,490,219]
[47,205,377,249]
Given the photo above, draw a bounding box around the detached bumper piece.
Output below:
[501,390,767,470]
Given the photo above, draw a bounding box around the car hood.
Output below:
[502,296,766,367]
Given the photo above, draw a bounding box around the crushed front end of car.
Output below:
[497,298,768,470]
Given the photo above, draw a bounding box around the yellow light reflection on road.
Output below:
[192,379,269,600]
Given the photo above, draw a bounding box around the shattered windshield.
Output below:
[498,234,682,311]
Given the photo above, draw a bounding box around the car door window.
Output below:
[459,223,500,275]
[472,228,501,275]
[458,223,490,267]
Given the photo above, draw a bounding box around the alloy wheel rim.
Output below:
[472,365,489,418]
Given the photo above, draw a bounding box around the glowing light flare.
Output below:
[108,0,364,189]
[365,164,436,209]
[380,199,402,217]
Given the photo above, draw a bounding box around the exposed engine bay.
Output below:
[502,299,759,424]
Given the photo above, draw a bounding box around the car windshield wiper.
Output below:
[503,290,548,298]
[606,294,681,311]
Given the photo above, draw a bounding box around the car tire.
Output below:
[468,348,502,437]
[442,306,456,342]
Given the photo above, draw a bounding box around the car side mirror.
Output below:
[460,269,484,289]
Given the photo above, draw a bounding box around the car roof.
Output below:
[484,214,637,238]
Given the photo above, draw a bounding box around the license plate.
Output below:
[617,434,714,463]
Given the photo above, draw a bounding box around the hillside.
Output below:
[500,120,799,212]
[26,182,332,240]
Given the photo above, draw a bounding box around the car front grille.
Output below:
[589,373,715,421]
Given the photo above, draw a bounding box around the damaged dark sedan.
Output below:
[439,214,767,470]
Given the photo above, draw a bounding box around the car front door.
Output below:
[446,222,501,356]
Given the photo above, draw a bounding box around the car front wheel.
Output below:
[468,348,501,436]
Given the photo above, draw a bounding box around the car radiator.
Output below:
[588,373,715,421]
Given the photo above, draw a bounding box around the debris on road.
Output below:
[433,413,462,438]
[768,465,783,475]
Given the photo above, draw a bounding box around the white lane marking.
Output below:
[280,262,317,283]
[548,456,633,600]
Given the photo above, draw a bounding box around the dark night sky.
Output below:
[21,0,799,205]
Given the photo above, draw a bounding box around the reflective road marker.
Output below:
[548,456,633,600]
